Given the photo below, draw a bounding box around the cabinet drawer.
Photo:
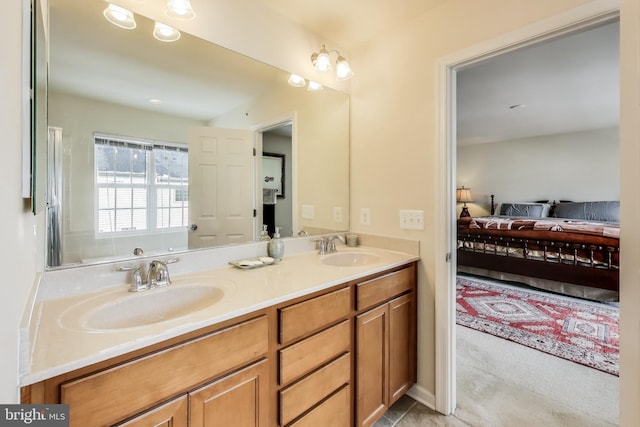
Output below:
[279,320,350,385]
[288,385,351,427]
[280,353,350,425]
[61,315,268,426]
[280,287,350,344]
[356,267,413,310]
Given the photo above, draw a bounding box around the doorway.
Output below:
[256,117,296,239]
[434,3,621,415]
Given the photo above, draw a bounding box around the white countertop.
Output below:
[21,243,418,386]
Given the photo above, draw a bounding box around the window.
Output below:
[95,134,188,235]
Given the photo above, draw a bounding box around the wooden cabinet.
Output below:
[190,359,268,427]
[116,395,187,427]
[355,266,416,427]
[277,286,352,426]
[22,262,417,427]
[56,315,269,426]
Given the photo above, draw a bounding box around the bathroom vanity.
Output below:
[20,244,418,427]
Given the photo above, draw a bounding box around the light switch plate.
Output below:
[360,208,371,225]
[400,209,424,230]
[333,206,343,222]
[302,204,315,219]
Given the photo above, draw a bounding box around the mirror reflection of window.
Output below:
[94,134,188,236]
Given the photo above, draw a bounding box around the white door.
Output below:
[188,127,255,249]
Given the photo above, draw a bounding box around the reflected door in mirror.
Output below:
[188,127,255,249]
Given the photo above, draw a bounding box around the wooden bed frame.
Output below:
[457,225,619,292]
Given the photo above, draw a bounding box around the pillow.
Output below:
[498,202,551,218]
[553,201,619,222]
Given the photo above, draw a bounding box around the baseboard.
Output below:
[406,384,436,411]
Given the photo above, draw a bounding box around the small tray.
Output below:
[229,256,278,270]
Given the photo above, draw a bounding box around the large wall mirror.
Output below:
[41,0,349,269]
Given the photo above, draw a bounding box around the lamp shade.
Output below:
[456,186,473,203]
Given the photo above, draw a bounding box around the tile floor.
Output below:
[372,395,467,427]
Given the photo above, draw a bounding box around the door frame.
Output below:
[254,113,298,237]
[434,0,621,415]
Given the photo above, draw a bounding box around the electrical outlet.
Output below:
[333,207,343,223]
[400,209,424,230]
[302,204,315,219]
[360,208,371,225]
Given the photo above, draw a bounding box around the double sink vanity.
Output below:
[20,236,419,427]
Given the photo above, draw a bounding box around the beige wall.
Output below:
[349,0,606,404]
[1,0,39,402]
[457,127,619,217]
[6,1,639,425]
[617,0,639,424]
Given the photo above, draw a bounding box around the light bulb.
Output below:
[336,56,354,80]
[166,0,196,20]
[103,4,136,30]
[287,74,306,88]
[307,81,324,91]
[153,22,181,42]
[312,46,332,72]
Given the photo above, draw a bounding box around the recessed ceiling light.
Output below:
[148,98,162,104]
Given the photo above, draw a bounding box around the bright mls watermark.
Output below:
[0,405,68,426]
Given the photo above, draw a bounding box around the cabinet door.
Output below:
[388,293,414,405]
[356,304,388,427]
[115,395,188,427]
[190,359,268,427]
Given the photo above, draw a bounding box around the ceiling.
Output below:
[256,1,619,145]
[257,0,447,50]
[52,1,619,144]
[456,21,620,145]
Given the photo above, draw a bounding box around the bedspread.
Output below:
[463,216,620,239]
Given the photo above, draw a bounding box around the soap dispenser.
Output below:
[268,227,285,260]
[259,224,271,241]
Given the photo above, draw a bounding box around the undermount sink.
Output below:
[60,278,236,332]
[321,251,381,267]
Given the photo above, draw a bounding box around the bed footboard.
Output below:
[457,229,619,292]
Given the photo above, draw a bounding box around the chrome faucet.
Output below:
[117,258,179,292]
[315,235,345,254]
[147,260,171,288]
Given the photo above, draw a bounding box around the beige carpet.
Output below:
[374,325,619,426]
[454,325,619,426]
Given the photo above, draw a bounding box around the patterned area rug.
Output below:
[456,275,619,376]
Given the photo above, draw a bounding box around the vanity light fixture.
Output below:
[287,74,306,88]
[165,0,196,20]
[311,44,353,80]
[153,22,181,42]
[307,81,324,91]
[103,4,137,30]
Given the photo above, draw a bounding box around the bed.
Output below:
[457,200,620,301]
